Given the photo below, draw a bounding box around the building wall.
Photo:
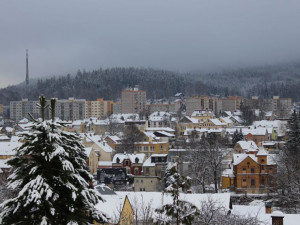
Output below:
[85,99,114,119]
[134,176,160,192]
[134,142,169,157]
[121,88,146,114]
[186,97,201,116]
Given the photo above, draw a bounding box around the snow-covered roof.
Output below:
[222,168,234,177]
[233,154,257,165]
[154,131,175,137]
[95,194,127,223]
[149,112,171,122]
[236,141,258,151]
[146,127,175,132]
[182,116,199,124]
[5,127,13,132]
[223,111,233,117]
[0,142,22,156]
[230,116,243,123]
[191,110,214,117]
[10,136,21,142]
[256,148,268,156]
[17,123,34,131]
[87,135,114,153]
[210,119,226,126]
[232,203,300,225]
[98,161,113,167]
[242,127,267,136]
[253,120,279,128]
[114,192,231,222]
[84,147,93,156]
[143,157,155,167]
[143,132,157,138]
[0,159,10,169]
[112,153,146,164]
[233,152,277,166]
[220,117,233,124]
[0,135,10,141]
[105,135,121,143]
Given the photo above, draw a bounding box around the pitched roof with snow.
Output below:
[0,142,22,156]
[86,135,114,153]
[233,154,257,165]
[232,203,300,225]
[146,127,175,132]
[236,141,258,151]
[210,119,226,126]
[113,192,231,222]
[112,153,146,164]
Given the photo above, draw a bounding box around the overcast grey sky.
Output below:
[0,0,300,88]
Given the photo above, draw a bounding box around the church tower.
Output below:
[26,49,29,85]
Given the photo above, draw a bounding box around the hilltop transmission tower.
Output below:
[26,49,29,85]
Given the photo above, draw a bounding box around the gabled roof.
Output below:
[87,135,114,153]
[236,141,258,151]
[115,192,231,222]
[112,153,146,164]
[210,119,226,126]
[180,116,199,124]
[0,142,22,156]
[233,154,257,165]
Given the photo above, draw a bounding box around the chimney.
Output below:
[271,211,284,225]
[265,202,272,214]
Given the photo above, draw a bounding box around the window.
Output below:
[141,179,143,183]
[251,179,255,186]
[242,167,246,173]
[145,168,150,175]
[140,188,145,192]
[251,168,255,173]
[242,178,247,187]
[125,160,129,166]
[134,168,139,175]
[136,179,139,183]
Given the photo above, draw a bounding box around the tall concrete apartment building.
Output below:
[186,96,222,116]
[54,98,86,121]
[0,104,5,116]
[10,99,39,122]
[10,98,86,121]
[221,96,242,112]
[121,87,146,114]
[85,98,113,119]
[243,96,292,118]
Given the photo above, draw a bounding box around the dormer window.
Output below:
[261,159,265,163]
[116,157,120,164]
[135,157,139,164]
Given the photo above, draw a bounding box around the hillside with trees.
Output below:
[1,63,300,105]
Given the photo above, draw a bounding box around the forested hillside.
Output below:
[0,68,212,104]
[1,64,300,105]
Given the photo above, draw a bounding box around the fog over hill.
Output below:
[0,64,300,105]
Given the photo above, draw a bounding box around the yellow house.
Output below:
[134,141,169,157]
[177,116,199,135]
[84,147,100,174]
[201,118,227,129]
[191,109,215,122]
[94,195,134,225]
[84,135,114,162]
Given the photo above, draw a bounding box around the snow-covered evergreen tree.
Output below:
[0,96,107,225]
[156,162,198,225]
[286,110,300,153]
[232,129,244,146]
